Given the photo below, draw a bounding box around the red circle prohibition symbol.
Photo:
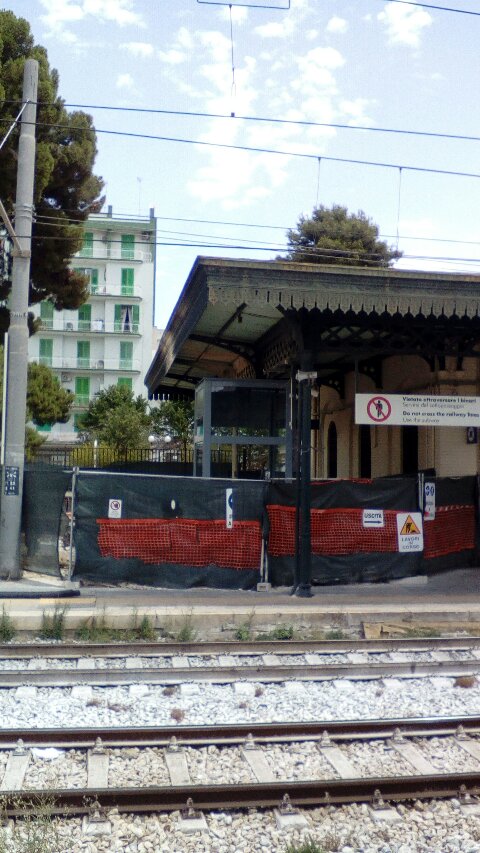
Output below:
[367,396,392,423]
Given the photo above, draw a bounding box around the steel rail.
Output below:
[0,658,479,687]
[3,772,480,816]
[2,637,480,658]
[0,715,479,748]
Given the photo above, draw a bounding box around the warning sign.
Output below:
[396,512,423,552]
[108,498,122,519]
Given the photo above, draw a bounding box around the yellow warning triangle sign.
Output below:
[399,515,421,536]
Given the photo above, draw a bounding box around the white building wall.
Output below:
[28,207,157,442]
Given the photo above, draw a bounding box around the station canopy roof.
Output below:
[145,257,480,400]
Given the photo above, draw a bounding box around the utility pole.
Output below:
[0,59,38,579]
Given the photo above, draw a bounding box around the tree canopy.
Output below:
[78,385,151,452]
[150,400,194,456]
[0,11,104,333]
[285,205,401,267]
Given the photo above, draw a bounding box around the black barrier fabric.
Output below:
[266,477,420,586]
[74,473,266,588]
[422,476,478,574]
[22,465,72,576]
[268,478,418,510]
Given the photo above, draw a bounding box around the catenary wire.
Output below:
[5,118,480,182]
[3,99,480,146]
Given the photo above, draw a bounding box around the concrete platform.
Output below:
[0,569,479,638]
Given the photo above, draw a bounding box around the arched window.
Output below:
[327,421,337,478]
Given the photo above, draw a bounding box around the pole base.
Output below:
[295,584,313,598]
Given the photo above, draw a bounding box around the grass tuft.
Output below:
[39,608,66,641]
[0,608,15,643]
[285,839,326,853]
[175,611,196,643]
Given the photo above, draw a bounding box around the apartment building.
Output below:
[28,206,157,441]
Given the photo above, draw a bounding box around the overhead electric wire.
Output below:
[3,99,480,146]
[4,118,480,183]
[380,0,480,18]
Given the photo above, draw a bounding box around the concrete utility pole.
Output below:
[0,59,38,579]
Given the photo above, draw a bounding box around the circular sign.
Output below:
[367,396,392,423]
[109,499,121,511]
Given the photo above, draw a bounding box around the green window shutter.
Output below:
[132,305,140,332]
[121,234,135,260]
[37,422,51,432]
[120,340,133,369]
[76,340,90,368]
[40,301,54,328]
[39,339,53,366]
[90,268,99,292]
[82,232,93,258]
[121,268,134,296]
[114,304,122,332]
[78,304,91,331]
[75,376,90,407]
[117,377,132,390]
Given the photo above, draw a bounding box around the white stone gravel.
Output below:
[23,748,87,789]
[264,741,337,780]
[413,735,480,773]
[186,745,255,785]
[5,799,480,852]
[2,675,480,728]
[341,740,414,778]
[107,746,171,787]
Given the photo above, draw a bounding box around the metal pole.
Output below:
[297,375,313,597]
[0,59,38,579]
[67,468,78,582]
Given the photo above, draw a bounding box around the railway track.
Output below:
[1,637,480,686]
[2,717,480,817]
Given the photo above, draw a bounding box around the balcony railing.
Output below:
[40,320,140,334]
[32,357,141,372]
[88,283,142,298]
[77,246,152,262]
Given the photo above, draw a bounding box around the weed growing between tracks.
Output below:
[285,838,326,853]
[0,795,61,853]
[174,611,197,643]
[234,609,256,641]
[39,608,66,641]
[75,610,157,642]
[0,607,15,642]
[257,624,294,641]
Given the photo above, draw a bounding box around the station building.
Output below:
[146,257,480,480]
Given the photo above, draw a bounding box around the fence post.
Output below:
[67,467,79,581]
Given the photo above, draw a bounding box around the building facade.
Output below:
[28,206,156,442]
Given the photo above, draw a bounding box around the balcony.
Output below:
[77,246,152,262]
[31,357,141,372]
[88,283,142,299]
[53,321,140,335]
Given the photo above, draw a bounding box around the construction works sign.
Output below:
[355,394,480,427]
[396,512,423,553]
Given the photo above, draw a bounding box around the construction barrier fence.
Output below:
[20,467,479,588]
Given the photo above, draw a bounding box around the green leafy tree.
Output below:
[78,385,151,452]
[285,204,401,267]
[150,400,194,458]
[0,349,73,455]
[0,11,104,333]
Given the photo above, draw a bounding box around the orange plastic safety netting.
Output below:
[96,517,262,570]
[423,505,475,559]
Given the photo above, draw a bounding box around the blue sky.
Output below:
[9,0,480,327]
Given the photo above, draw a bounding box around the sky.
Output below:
[8,0,480,328]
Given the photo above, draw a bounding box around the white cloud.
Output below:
[116,73,134,90]
[219,6,248,24]
[306,29,318,41]
[326,17,348,34]
[158,49,187,65]
[120,42,154,58]
[40,0,144,37]
[378,4,432,47]
[254,19,295,39]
